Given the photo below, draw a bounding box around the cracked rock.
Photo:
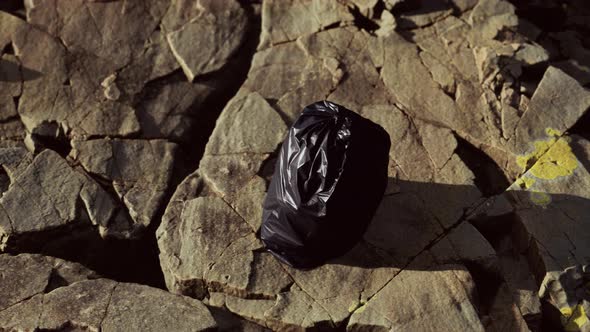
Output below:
[348,263,485,331]
[3,0,590,329]
[2,1,249,144]
[166,0,249,81]
[69,138,178,230]
[507,135,590,279]
[0,255,223,331]
[258,0,354,49]
[0,253,99,313]
[154,4,533,327]
[205,92,287,155]
[539,265,590,331]
[0,148,131,251]
[475,135,590,329]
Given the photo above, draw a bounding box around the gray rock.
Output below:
[508,135,590,281]
[2,1,247,144]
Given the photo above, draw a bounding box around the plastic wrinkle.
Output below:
[260,101,391,269]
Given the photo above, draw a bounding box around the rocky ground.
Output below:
[1,0,589,331]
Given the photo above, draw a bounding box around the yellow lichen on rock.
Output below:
[348,300,360,313]
[530,191,551,207]
[516,128,577,179]
[529,138,578,180]
[561,305,589,331]
[515,176,536,189]
[516,128,561,172]
[545,128,563,137]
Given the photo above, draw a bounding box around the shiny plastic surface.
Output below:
[260,101,390,269]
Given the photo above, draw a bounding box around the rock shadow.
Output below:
[0,58,42,82]
[330,179,589,270]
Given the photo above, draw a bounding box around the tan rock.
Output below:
[0,54,23,122]
[397,0,453,29]
[514,43,550,65]
[200,153,269,199]
[0,253,98,311]
[259,0,354,49]
[467,0,518,42]
[0,277,218,332]
[0,149,126,250]
[167,0,248,81]
[70,139,178,230]
[348,264,484,331]
[133,78,214,141]
[102,282,218,332]
[511,67,590,156]
[539,265,590,332]
[508,135,590,278]
[381,32,464,136]
[430,222,496,264]
[205,92,287,155]
[159,196,255,298]
[25,0,168,69]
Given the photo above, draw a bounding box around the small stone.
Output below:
[101,73,121,101]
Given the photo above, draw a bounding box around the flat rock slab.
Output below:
[166,0,249,81]
[0,253,99,312]
[0,254,217,331]
[259,0,354,49]
[0,148,132,250]
[347,264,484,331]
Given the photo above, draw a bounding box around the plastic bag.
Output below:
[260,101,390,269]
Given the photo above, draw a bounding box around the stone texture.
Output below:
[102,282,217,332]
[0,253,99,312]
[166,0,248,81]
[2,0,590,329]
[1,0,250,144]
[475,135,590,330]
[507,135,590,278]
[205,92,287,155]
[539,265,590,332]
[0,148,129,250]
[0,276,218,332]
[348,263,484,331]
[510,67,590,157]
[397,0,454,29]
[0,247,215,332]
[259,0,354,49]
[69,138,178,230]
[156,2,553,330]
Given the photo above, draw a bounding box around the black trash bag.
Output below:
[260,101,391,269]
